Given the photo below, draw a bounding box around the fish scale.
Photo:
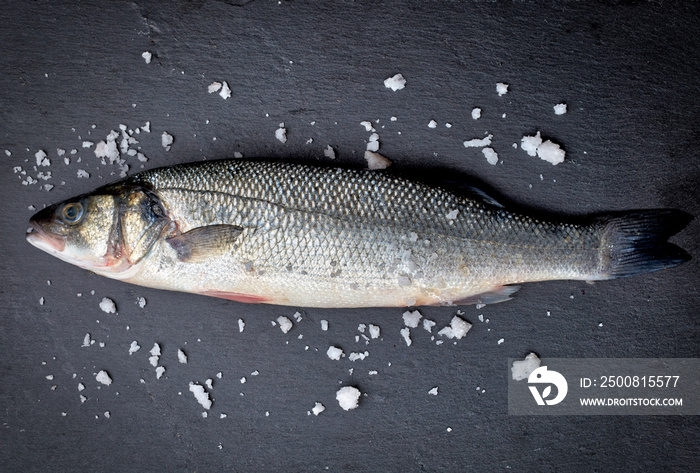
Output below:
[27,159,690,308]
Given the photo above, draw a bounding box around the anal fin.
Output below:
[166,224,243,263]
[452,285,521,306]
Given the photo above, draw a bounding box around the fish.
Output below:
[26,159,691,308]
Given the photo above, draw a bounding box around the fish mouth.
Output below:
[26,222,66,253]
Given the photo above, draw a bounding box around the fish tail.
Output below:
[599,209,691,279]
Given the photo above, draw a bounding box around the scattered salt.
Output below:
[275,126,287,144]
[35,150,50,167]
[437,316,472,340]
[400,327,412,346]
[82,333,92,347]
[178,349,188,364]
[360,121,373,132]
[482,147,498,165]
[219,81,231,100]
[364,151,391,170]
[336,386,361,411]
[536,140,565,165]
[402,310,422,328]
[384,73,406,91]
[511,353,541,381]
[312,402,325,416]
[423,319,436,332]
[129,341,140,355]
[141,51,152,64]
[463,134,493,148]
[369,324,380,339]
[277,316,293,333]
[82,141,94,148]
[161,132,174,151]
[96,370,112,386]
[349,351,369,362]
[326,346,344,361]
[366,133,380,152]
[156,366,165,379]
[520,132,542,157]
[99,297,116,314]
[189,382,212,410]
[497,338,505,345]
[445,209,459,220]
[496,82,509,96]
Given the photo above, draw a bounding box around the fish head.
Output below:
[27,184,171,275]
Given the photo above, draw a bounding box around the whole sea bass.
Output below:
[26,159,690,308]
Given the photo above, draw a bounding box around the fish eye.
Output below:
[61,202,84,224]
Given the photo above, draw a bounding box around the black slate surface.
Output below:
[1,1,699,471]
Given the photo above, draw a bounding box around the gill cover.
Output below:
[116,186,171,265]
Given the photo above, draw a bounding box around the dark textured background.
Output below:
[1,1,699,471]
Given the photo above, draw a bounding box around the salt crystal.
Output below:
[208,82,222,93]
[46,374,54,380]
[536,140,565,165]
[275,126,287,144]
[78,383,85,391]
[189,382,212,410]
[35,150,50,167]
[95,370,112,386]
[471,108,482,120]
[384,73,406,91]
[324,145,336,160]
[511,353,541,381]
[320,320,328,331]
[423,319,436,332]
[463,134,493,148]
[369,324,380,339]
[437,316,472,340]
[360,121,373,132]
[496,82,509,96]
[336,386,361,410]
[364,151,391,170]
[82,333,92,347]
[446,209,459,220]
[402,310,422,328]
[82,141,94,148]
[104,411,111,419]
[553,103,567,115]
[39,297,45,306]
[99,297,116,314]
[326,346,344,360]
[219,81,231,100]
[482,147,498,165]
[56,148,65,156]
[520,131,543,157]
[77,169,90,179]
[161,132,174,151]
[238,318,245,332]
[277,316,293,333]
[497,338,505,345]
[128,341,140,355]
[141,51,152,64]
[428,120,437,129]
[348,351,369,362]
[240,377,246,384]
[400,327,412,346]
[293,311,302,322]
[156,366,165,379]
[312,402,325,416]
[178,349,188,364]
[428,387,438,396]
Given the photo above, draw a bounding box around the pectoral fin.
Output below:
[166,225,244,263]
